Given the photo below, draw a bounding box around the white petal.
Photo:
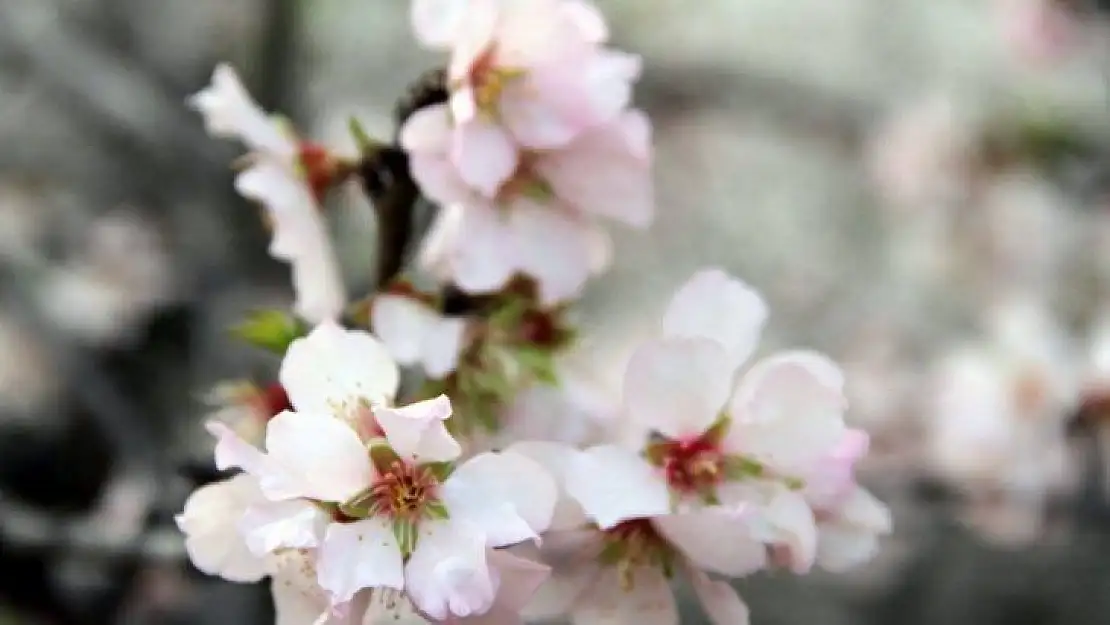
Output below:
[485,549,551,614]
[175,474,268,583]
[725,351,847,472]
[400,103,453,154]
[270,552,330,625]
[561,0,609,43]
[371,294,441,367]
[263,410,373,502]
[449,202,518,295]
[189,64,297,158]
[375,395,462,463]
[422,317,469,380]
[622,338,733,439]
[653,510,767,577]
[661,269,768,371]
[508,199,599,306]
[206,420,270,476]
[573,566,677,625]
[406,520,496,620]
[838,487,893,534]
[506,441,588,531]
[441,450,558,546]
[239,499,327,555]
[452,118,518,198]
[764,489,819,574]
[816,525,880,573]
[687,569,750,625]
[564,445,669,530]
[280,321,401,416]
[317,518,405,604]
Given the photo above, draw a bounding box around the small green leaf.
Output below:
[231,310,307,354]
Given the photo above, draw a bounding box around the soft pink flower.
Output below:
[410,0,641,196]
[996,0,1080,66]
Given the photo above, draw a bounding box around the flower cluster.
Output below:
[177,1,891,624]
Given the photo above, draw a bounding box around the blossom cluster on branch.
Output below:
[174,1,891,624]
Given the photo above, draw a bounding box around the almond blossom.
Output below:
[190,64,347,324]
[409,0,641,196]
[197,321,557,621]
[403,106,650,304]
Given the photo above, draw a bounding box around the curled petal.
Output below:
[317,517,405,605]
[239,499,327,555]
[375,395,462,463]
[406,520,497,620]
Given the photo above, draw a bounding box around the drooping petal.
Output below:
[725,351,847,472]
[406,520,497,620]
[563,445,669,530]
[239,498,328,555]
[534,110,653,228]
[687,569,750,625]
[441,450,558,546]
[317,517,405,605]
[375,395,462,463]
[653,509,767,577]
[189,64,298,158]
[508,199,600,305]
[661,269,768,372]
[573,565,677,625]
[234,159,347,325]
[280,321,400,416]
[451,118,518,198]
[263,410,373,502]
[175,474,268,583]
[622,337,733,439]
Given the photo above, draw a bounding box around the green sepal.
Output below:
[702,415,732,446]
[514,346,559,385]
[424,461,455,482]
[783,476,806,491]
[337,490,375,520]
[424,500,450,521]
[369,439,402,474]
[597,539,626,566]
[723,456,765,481]
[231,310,307,354]
[393,519,419,559]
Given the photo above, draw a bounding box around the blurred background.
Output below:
[3,0,1110,623]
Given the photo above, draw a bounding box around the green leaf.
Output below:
[231,310,307,354]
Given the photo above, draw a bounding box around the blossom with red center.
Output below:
[190,64,347,324]
[196,321,558,622]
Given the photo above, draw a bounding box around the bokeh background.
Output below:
[4,0,1110,623]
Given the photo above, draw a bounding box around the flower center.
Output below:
[598,520,675,589]
[367,461,440,521]
[464,46,527,118]
[647,435,727,496]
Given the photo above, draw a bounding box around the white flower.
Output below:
[190,64,346,324]
[203,321,557,620]
[371,293,470,380]
[176,473,270,583]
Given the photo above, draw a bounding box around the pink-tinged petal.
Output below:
[687,569,750,625]
[573,565,677,625]
[561,0,609,43]
[838,487,893,533]
[406,520,497,620]
[410,153,475,207]
[564,445,669,530]
[803,428,869,510]
[188,64,297,158]
[375,395,462,463]
[449,202,518,295]
[239,499,327,555]
[622,337,733,439]
[205,420,269,475]
[499,70,593,150]
[578,48,642,126]
[175,474,268,583]
[400,104,454,154]
[506,441,588,531]
[445,0,500,81]
[234,160,347,325]
[446,549,551,625]
[765,489,818,574]
[661,269,768,372]
[535,110,653,228]
[317,517,405,604]
[441,450,558,546]
[508,199,598,305]
[816,487,890,572]
[371,295,441,368]
[280,321,400,415]
[725,351,847,472]
[452,119,518,198]
[263,410,373,502]
[423,316,468,379]
[653,510,767,577]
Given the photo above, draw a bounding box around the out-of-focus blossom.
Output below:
[403,108,650,304]
[190,64,347,324]
[409,0,641,196]
[372,292,471,380]
[995,0,1081,66]
[196,322,557,621]
[866,95,975,210]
